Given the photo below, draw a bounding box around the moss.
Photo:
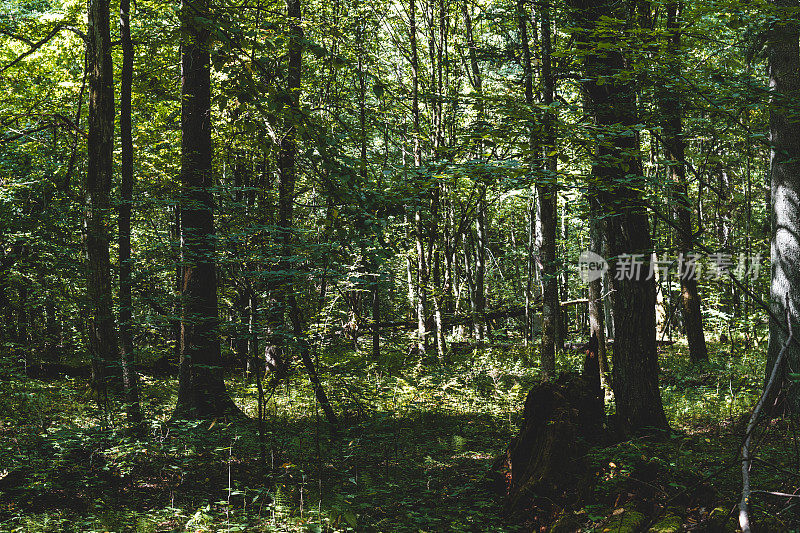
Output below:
[647,512,682,533]
[706,507,739,532]
[602,509,646,533]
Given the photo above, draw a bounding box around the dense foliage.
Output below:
[2,0,799,530]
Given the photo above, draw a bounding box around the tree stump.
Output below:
[495,341,605,512]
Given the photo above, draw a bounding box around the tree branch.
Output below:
[740,295,793,533]
[0,25,64,74]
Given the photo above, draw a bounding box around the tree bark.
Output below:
[517,2,538,349]
[537,1,559,378]
[767,0,800,414]
[85,0,119,400]
[174,0,240,419]
[118,0,144,429]
[588,203,609,385]
[568,0,668,432]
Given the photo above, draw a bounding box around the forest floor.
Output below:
[1,335,797,532]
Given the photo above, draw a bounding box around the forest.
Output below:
[2,0,800,530]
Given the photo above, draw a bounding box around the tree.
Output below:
[284,0,338,428]
[568,0,668,432]
[409,0,428,355]
[537,0,560,378]
[118,0,144,429]
[173,0,240,418]
[658,0,708,363]
[85,0,119,400]
[767,0,800,414]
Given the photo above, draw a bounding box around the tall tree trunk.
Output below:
[118,0,143,429]
[171,206,182,365]
[409,0,427,355]
[517,1,535,346]
[525,197,536,344]
[280,0,337,427]
[372,269,380,361]
[174,0,239,419]
[461,0,482,116]
[568,0,668,432]
[474,189,487,342]
[767,0,800,414]
[537,1,559,378]
[85,0,119,401]
[658,1,707,363]
[356,18,381,363]
[462,0,486,343]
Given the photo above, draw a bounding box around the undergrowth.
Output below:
[0,335,790,532]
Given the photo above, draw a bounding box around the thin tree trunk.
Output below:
[372,270,380,361]
[174,0,240,419]
[357,21,381,363]
[659,1,707,363]
[461,0,482,115]
[517,0,535,346]
[17,284,28,366]
[537,1,559,378]
[282,0,337,427]
[588,202,609,386]
[409,0,427,355]
[172,206,182,365]
[474,189,487,342]
[526,197,536,343]
[85,0,118,401]
[118,0,143,429]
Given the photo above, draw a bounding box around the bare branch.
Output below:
[740,295,793,533]
[0,25,64,74]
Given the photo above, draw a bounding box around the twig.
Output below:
[739,295,793,533]
[752,457,800,479]
[751,490,800,499]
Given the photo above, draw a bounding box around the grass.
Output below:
[0,334,795,532]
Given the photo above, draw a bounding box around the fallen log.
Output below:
[366,304,534,333]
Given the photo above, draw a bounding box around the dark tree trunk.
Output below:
[277,0,338,428]
[85,0,119,400]
[174,0,240,419]
[568,0,668,433]
[767,0,800,414]
[658,1,707,363]
[118,0,144,430]
[516,0,535,346]
[462,0,486,343]
[537,1,559,378]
